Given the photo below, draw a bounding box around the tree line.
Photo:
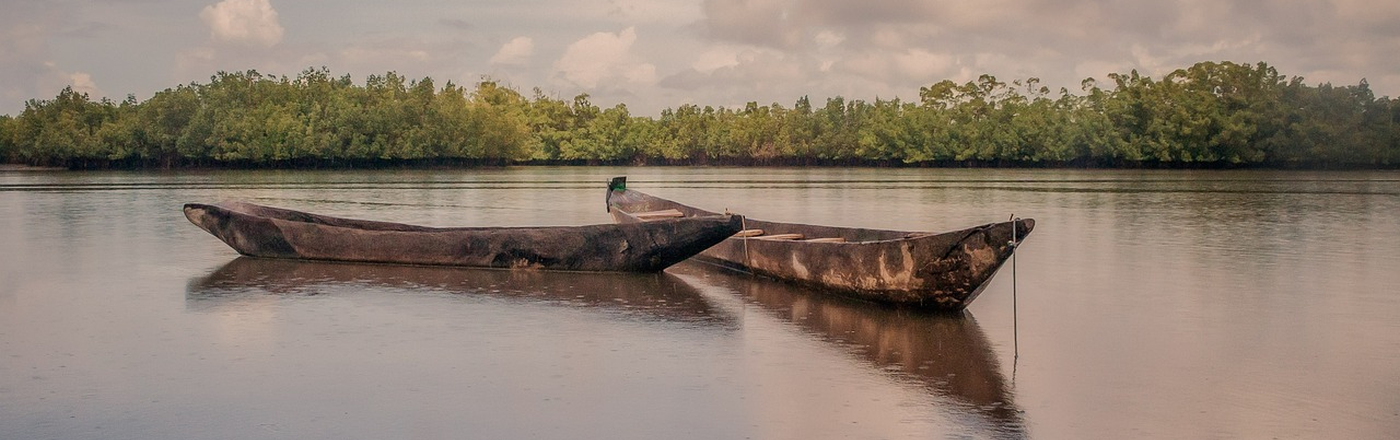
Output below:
[1,61,1396,169]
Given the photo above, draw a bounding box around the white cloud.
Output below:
[605,0,698,24]
[489,37,534,66]
[35,61,104,99]
[701,0,802,48]
[692,46,741,73]
[621,64,657,84]
[893,49,955,80]
[199,0,284,47]
[814,30,844,49]
[553,27,656,88]
[67,71,101,96]
[661,48,806,92]
[830,48,954,85]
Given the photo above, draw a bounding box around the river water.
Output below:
[1,167,1398,439]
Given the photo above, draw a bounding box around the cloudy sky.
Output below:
[2,0,1397,116]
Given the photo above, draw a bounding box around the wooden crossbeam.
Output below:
[734,229,765,237]
[757,233,804,240]
[804,237,847,243]
[633,209,685,220]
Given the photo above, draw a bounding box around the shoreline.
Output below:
[5,160,1395,172]
[0,164,67,171]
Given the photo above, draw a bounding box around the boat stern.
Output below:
[606,176,627,213]
[184,203,300,259]
[614,214,745,272]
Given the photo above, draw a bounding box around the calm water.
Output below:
[2,167,1398,439]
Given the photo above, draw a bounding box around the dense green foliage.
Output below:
[1,62,1396,168]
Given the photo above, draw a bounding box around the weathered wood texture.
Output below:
[606,177,1034,310]
[185,201,743,272]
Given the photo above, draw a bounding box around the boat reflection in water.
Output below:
[668,262,1026,439]
[186,257,734,326]
[186,258,1021,437]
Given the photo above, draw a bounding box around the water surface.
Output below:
[2,167,1398,439]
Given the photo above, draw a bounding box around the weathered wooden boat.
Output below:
[184,200,743,272]
[606,177,1034,310]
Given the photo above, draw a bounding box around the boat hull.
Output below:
[606,178,1033,309]
[185,201,743,273]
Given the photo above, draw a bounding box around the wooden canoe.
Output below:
[184,201,743,272]
[605,177,1034,310]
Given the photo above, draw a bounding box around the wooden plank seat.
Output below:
[633,209,685,220]
[734,229,765,237]
[803,237,847,243]
[756,233,805,240]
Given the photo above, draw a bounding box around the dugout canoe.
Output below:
[184,201,743,272]
[605,177,1034,310]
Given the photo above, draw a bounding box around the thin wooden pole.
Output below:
[1010,215,1020,378]
[741,215,754,276]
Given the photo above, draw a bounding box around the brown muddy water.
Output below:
[2,167,1398,439]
